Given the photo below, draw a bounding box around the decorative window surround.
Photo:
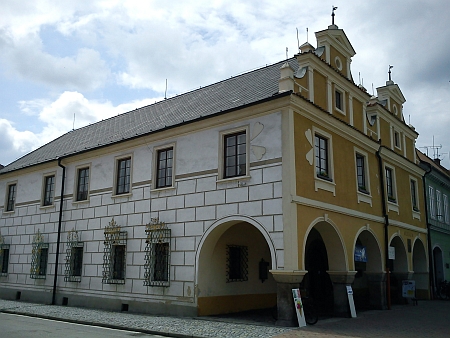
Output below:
[64,229,83,282]
[102,218,127,284]
[144,218,171,287]
[30,230,49,279]
[0,234,9,276]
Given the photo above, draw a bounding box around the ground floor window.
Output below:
[226,245,248,282]
[144,218,171,287]
[102,218,127,284]
[65,229,83,282]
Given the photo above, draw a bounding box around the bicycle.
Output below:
[437,280,450,300]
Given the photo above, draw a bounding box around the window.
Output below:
[315,134,330,180]
[224,131,247,179]
[0,244,9,276]
[429,186,436,219]
[64,229,83,282]
[144,218,171,287]
[115,157,131,195]
[6,183,16,212]
[30,230,49,279]
[156,147,174,188]
[385,167,396,203]
[43,175,55,206]
[102,218,127,284]
[410,179,419,211]
[356,153,368,193]
[226,245,248,282]
[444,194,449,225]
[437,190,443,221]
[76,167,89,201]
[335,90,343,110]
[394,130,401,149]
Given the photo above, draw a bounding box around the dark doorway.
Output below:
[303,228,334,316]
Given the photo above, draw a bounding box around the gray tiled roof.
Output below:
[1,58,299,174]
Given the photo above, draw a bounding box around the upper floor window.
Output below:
[115,157,131,195]
[444,194,449,225]
[42,175,55,206]
[315,134,331,180]
[410,179,419,211]
[436,190,443,221]
[156,147,174,189]
[6,183,16,212]
[76,167,90,201]
[356,153,368,193]
[394,130,401,149]
[429,186,436,219]
[224,131,247,179]
[385,167,396,203]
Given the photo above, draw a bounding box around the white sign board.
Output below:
[402,280,415,298]
[346,285,357,318]
[388,246,395,260]
[292,288,306,327]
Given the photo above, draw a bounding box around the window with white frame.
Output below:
[335,88,345,113]
[410,178,419,211]
[42,174,55,206]
[394,130,401,149]
[315,134,331,180]
[115,157,131,195]
[5,183,16,212]
[385,166,397,203]
[444,194,449,225]
[155,147,174,189]
[429,186,436,219]
[356,153,369,193]
[75,167,90,201]
[437,190,443,221]
[223,131,247,179]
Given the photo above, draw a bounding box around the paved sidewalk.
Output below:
[1,299,450,338]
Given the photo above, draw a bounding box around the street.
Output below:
[0,313,164,338]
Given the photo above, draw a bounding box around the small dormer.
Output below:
[376,69,406,122]
[314,24,356,80]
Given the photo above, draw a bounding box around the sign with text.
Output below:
[292,288,306,327]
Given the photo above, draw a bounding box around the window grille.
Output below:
[30,229,49,279]
[102,218,127,284]
[64,229,83,282]
[144,218,171,287]
[0,234,9,276]
[226,245,248,282]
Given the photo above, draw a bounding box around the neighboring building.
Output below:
[417,151,450,295]
[0,21,428,326]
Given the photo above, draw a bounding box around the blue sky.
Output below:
[1,0,450,168]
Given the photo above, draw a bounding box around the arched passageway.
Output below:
[196,217,277,316]
[352,229,384,310]
[302,220,348,317]
[388,236,408,303]
[433,246,444,295]
[412,238,428,299]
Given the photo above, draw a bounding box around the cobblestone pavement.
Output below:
[1,299,450,338]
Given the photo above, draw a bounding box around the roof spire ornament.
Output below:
[332,6,338,26]
[387,65,394,85]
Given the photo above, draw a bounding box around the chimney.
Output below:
[279,62,294,93]
[433,158,441,166]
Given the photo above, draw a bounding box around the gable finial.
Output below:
[388,65,393,82]
[332,6,338,25]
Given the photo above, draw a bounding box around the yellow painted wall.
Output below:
[379,118,391,148]
[352,99,363,131]
[313,71,327,108]
[330,46,348,78]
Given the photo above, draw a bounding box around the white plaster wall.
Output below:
[0,111,284,306]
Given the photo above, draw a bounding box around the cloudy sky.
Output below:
[1,0,449,168]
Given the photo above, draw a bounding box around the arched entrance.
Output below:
[195,216,277,316]
[352,229,384,310]
[303,219,348,316]
[388,235,408,303]
[433,246,444,295]
[412,238,428,299]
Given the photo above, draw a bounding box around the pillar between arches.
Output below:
[270,270,307,327]
[328,271,357,317]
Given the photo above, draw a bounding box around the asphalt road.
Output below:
[0,313,165,338]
